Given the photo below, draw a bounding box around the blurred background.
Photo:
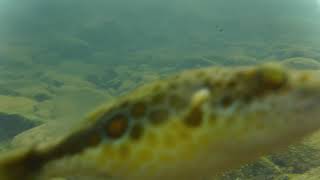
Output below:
[0,0,320,179]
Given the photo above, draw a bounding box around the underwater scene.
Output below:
[0,0,320,179]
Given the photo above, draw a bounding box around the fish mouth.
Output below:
[254,77,320,136]
[287,70,320,114]
[281,86,318,115]
[299,93,320,111]
[280,83,320,134]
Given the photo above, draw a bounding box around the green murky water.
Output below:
[0,0,320,179]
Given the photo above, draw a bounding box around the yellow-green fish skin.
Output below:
[0,64,319,180]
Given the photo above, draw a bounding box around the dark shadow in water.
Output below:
[0,112,39,142]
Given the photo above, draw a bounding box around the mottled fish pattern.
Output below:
[0,64,320,180]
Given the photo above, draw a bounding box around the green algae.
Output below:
[217,144,320,180]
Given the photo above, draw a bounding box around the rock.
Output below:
[217,142,320,179]
[33,93,52,102]
[0,95,38,120]
[12,122,62,148]
[281,57,320,70]
[12,86,113,148]
[291,166,320,180]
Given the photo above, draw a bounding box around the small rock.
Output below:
[33,93,51,102]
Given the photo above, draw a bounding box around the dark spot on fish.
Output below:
[221,95,234,108]
[131,101,146,118]
[256,68,287,91]
[88,132,102,146]
[105,114,128,139]
[168,93,187,111]
[203,79,215,91]
[151,93,166,105]
[148,108,169,125]
[226,80,237,88]
[130,123,144,140]
[184,105,203,127]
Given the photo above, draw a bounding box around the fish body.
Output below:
[0,64,320,180]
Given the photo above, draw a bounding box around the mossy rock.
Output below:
[216,142,320,180]
[0,95,38,120]
[291,166,320,180]
[12,122,64,149]
[271,46,320,60]
[216,128,320,180]
[201,54,258,67]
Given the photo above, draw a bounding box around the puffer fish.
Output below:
[0,64,320,180]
